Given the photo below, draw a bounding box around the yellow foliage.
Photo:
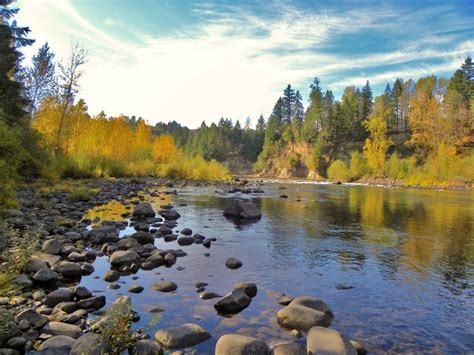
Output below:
[152,135,176,163]
[363,98,393,176]
[32,101,230,181]
[327,159,350,182]
[349,151,368,180]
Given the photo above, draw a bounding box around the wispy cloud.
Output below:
[16,0,473,127]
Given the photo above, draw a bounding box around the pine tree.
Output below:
[282,84,296,123]
[0,0,34,124]
[303,77,323,142]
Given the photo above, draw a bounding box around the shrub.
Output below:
[69,187,91,202]
[99,303,135,353]
[349,151,368,180]
[327,159,350,182]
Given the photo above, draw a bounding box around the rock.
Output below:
[43,288,74,307]
[145,254,165,268]
[215,334,269,355]
[234,283,257,298]
[153,281,177,292]
[77,295,106,310]
[223,200,262,220]
[37,335,76,352]
[118,237,139,249]
[155,323,211,349]
[110,250,140,267]
[277,296,293,306]
[164,252,176,265]
[55,302,77,314]
[307,326,357,355]
[42,321,83,338]
[42,239,61,255]
[132,339,164,355]
[15,308,47,328]
[70,333,111,355]
[133,202,156,218]
[81,263,95,275]
[32,268,58,283]
[74,286,92,300]
[226,258,243,269]
[6,336,27,350]
[214,288,251,314]
[68,251,86,262]
[177,236,194,246]
[51,261,82,278]
[89,226,119,244]
[160,209,181,221]
[277,296,333,332]
[181,228,192,235]
[127,285,144,293]
[104,270,120,282]
[200,291,222,300]
[25,257,49,273]
[131,231,154,245]
[12,275,32,288]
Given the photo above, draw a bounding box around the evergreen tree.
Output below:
[0,0,34,124]
[303,77,323,142]
[282,84,296,123]
[391,78,404,132]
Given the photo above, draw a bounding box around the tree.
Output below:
[55,41,87,154]
[25,42,55,125]
[0,0,34,124]
[303,77,323,142]
[152,135,176,163]
[282,84,296,123]
[363,97,393,176]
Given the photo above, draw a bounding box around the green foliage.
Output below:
[69,186,91,202]
[0,308,18,343]
[98,303,135,354]
[327,159,350,182]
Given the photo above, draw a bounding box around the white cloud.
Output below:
[15,0,473,128]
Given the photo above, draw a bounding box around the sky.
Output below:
[16,0,474,128]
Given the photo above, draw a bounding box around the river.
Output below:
[82,182,474,353]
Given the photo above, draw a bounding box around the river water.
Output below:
[82,182,474,353]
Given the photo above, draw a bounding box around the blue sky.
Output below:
[17,0,474,127]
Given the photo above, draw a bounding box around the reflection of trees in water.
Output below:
[178,186,473,295]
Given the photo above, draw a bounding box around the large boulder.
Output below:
[133,202,155,218]
[223,200,261,219]
[91,296,131,331]
[160,209,181,221]
[109,250,140,267]
[277,296,333,332]
[214,288,251,314]
[37,335,76,352]
[215,334,269,355]
[307,326,357,355]
[155,323,211,349]
[32,268,59,283]
[270,341,305,355]
[70,333,111,355]
[24,257,49,273]
[76,295,106,310]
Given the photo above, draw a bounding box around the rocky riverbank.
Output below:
[0,178,367,354]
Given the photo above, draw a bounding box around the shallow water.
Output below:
[82,182,474,353]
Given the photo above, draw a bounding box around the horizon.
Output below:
[17,0,474,128]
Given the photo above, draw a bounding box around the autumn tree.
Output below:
[152,135,177,163]
[55,42,87,154]
[363,97,393,176]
